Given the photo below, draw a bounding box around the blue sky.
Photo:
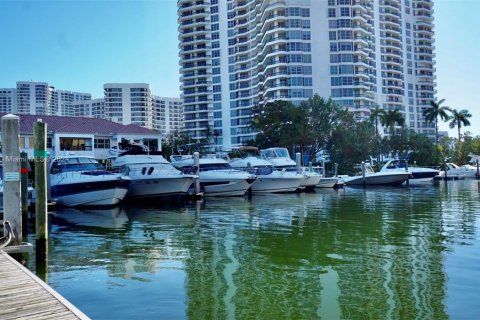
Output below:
[0,0,478,136]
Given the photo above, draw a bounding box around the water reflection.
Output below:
[44,182,480,319]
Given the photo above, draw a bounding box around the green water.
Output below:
[37,181,480,319]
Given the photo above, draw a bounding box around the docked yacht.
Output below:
[111,144,196,199]
[380,159,439,184]
[438,162,478,179]
[170,154,256,197]
[342,162,411,186]
[229,147,305,193]
[50,156,130,206]
[260,147,319,190]
[309,166,339,188]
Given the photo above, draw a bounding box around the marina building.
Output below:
[104,83,153,129]
[177,0,436,148]
[152,96,184,137]
[0,113,161,160]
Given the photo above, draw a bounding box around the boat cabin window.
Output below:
[51,157,103,173]
[252,166,273,175]
[199,163,232,171]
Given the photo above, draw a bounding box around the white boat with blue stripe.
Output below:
[50,156,131,206]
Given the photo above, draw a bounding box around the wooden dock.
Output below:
[0,251,90,320]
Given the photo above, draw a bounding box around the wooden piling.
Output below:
[476,160,479,180]
[295,152,302,174]
[405,160,410,187]
[193,152,201,196]
[20,152,29,237]
[1,114,21,246]
[34,120,48,264]
[361,161,366,187]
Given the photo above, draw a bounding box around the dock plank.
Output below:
[0,252,90,320]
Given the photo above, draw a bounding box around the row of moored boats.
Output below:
[1,145,478,207]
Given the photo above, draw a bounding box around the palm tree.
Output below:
[380,109,405,134]
[449,108,472,141]
[422,99,451,144]
[369,105,385,138]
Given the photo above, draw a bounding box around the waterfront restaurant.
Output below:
[0,113,162,159]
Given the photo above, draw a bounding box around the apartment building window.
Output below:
[94,138,111,149]
[340,8,350,17]
[328,8,336,18]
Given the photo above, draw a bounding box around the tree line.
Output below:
[249,94,476,174]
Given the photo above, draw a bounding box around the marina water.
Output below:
[29,180,480,319]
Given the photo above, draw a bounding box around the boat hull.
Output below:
[343,173,410,186]
[200,178,254,196]
[51,179,130,206]
[301,173,321,191]
[53,186,128,206]
[127,176,194,198]
[250,175,304,193]
[316,177,339,188]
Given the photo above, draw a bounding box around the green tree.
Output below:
[251,100,299,150]
[369,104,385,138]
[408,130,441,166]
[327,120,376,174]
[380,109,405,134]
[449,108,472,141]
[422,99,451,144]
[299,95,344,160]
[161,129,191,159]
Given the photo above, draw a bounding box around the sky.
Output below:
[0,0,479,136]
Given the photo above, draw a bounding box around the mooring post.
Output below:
[334,163,338,177]
[476,160,479,180]
[361,161,366,187]
[20,151,29,237]
[295,152,302,174]
[405,160,410,187]
[246,162,253,199]
[34,120,48,264]
[1,114,21,245]
[193,152,201,196]
[444,160,448,183]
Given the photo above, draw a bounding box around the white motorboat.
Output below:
[170,154,256,197]
[437,162,478,179]
[380,159,439,184]
[229,147,305,193]
[309,166,339,188]
[342,163,411,186]
[50,156,131,206]
[111,143,197,199]
[259,147,317,190]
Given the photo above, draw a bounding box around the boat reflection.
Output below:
[46,185,459,319]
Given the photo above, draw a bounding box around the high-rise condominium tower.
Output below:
[177,0,436,148]
[152,96,184,137]
[0,88,17,113]
[104,83,153,129]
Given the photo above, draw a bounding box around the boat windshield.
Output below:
[51,157,104,173]
[261,148,290,159]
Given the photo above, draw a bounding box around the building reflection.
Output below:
[46,182,480,319]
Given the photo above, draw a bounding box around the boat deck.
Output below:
[0,251,90,320]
